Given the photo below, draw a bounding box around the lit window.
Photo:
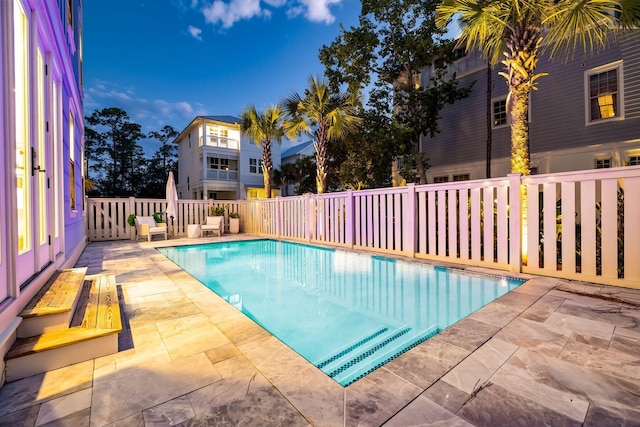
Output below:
[492,99,507,128]
[595,158,611,169]
[69,112,76,210]
[453,174,470,181]
[433,176,449,183]
[628,155,640,166]
[586,62,623,123]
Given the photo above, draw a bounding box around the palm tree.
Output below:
[282,76,361,194]
[240,105,285,199]
[437,0,640,175]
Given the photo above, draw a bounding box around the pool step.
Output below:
[320,325,441,386]
[313,326,390,369]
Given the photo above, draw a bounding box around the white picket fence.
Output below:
[86,166,640,289]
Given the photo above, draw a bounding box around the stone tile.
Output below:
[142,396,195,426]
[272,363,344,427]
[102,412,144,427]
[38,407,91,427]
[187,371,308,426]
[383,338,470,389]
[557,333,640,381]
[155,313,231,359]
[422,380,470,414]
[554,281,603,296]
[238,336,314,384]
[544,311,615,341]
[555,298,636,328]
[442,338,518,394]
[584,404,640,427]
[490,349,590,422]
[493,290,541,311]
[520,294,565,322]
[510,277,560,296]
[0,361,93,417]
[468,301,522,328]
[35,388,92,426]
[345,367,422,426]
[0,405,40,427]
[216,315,272,347]
[212,355,258,380]
[204,343,242,365]
[385,395,473,427]
[495,317,572,357]
[126,301,202,328]
[494,347,640,421]
[433,318,501,352]
[90,353,222,426]
[610,329,640,358]
[457,382,582,427]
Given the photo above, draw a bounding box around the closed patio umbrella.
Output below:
[166,171,178,237]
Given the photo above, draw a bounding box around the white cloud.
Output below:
[84,81,208,133]
[202,0,262,28]
[188,25,203,40]
[199,0,341,28]
[296,0,340,24]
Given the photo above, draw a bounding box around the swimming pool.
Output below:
[158,240,523,386]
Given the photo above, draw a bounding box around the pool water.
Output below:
[158,240,523,386]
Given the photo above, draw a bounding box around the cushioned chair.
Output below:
[201,216,223,237]
[134,216,168,241]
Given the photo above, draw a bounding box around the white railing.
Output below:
[203,136,239,149]
[86,166,640,289]
[205,169,239,181]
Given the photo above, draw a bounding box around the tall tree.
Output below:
[282,76,361,194]
[85,108,146,196]
[240,105,285,198]
[437,0,640,175]
[148,125,178,172]
[319,0,472,185]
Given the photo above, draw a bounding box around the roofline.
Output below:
[172,116,241,144]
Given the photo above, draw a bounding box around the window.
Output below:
[586,61,623,124]
[595,158,611,169]
[453,174,470,181]
[433,176,449,183]
[69,112,76,210]
[249,158,263,174]
[492,98,508,128]
[209,157,229,170]
[530,166,539,175]
[628,155,640,166]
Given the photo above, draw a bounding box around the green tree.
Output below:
[85,108,146,196]
[148,125,178,172]
[319,0,472,185]
[139,126,179,198]
[273,163,300,196]
[240,105,285,198]
[292,156,317,195]
[282,76,361,194]
[437,0,640,175]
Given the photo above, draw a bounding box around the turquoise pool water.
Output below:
[158,240,523,386]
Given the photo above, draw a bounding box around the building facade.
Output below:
[421,31,640,182]
[174,116,281,200]
[0,0,86,385]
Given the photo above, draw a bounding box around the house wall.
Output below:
[423,31,640,182]
[0,0,85,387]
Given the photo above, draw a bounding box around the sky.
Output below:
[83,0,362,153]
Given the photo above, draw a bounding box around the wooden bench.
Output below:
[6,275,122,381]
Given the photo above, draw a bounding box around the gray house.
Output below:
[421,31,640,182]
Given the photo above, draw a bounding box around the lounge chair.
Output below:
[134,216,168,241]
[201,216,223,237]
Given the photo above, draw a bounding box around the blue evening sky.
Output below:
[83,0,361,151]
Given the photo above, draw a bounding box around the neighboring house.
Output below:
[419,31,640,182]
[279,140,314,196]
[0,0,86,385]
[174,116,282,200]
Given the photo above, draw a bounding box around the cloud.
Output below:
[199,0,341,28]
[84,81,208,134]
[188,25,203,40]
[202,0,262,28]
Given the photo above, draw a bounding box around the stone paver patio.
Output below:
[1,234,639,426]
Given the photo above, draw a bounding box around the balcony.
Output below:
[202,136,239,149]
[206,169,239,180]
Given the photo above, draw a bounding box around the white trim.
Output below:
[584,60,625,126]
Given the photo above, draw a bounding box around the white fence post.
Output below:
[276,197,282,238]
[508,174,522,273]
[345,190,354,248]
[403,184,416,256]
[128,197,136,240]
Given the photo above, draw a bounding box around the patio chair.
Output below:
[201,216,223,237]
[134,216,168,241]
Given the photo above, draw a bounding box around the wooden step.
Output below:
[17,267,88,338]
[5,275,122,382]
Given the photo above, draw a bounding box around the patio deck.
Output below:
[1,235,639,426]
